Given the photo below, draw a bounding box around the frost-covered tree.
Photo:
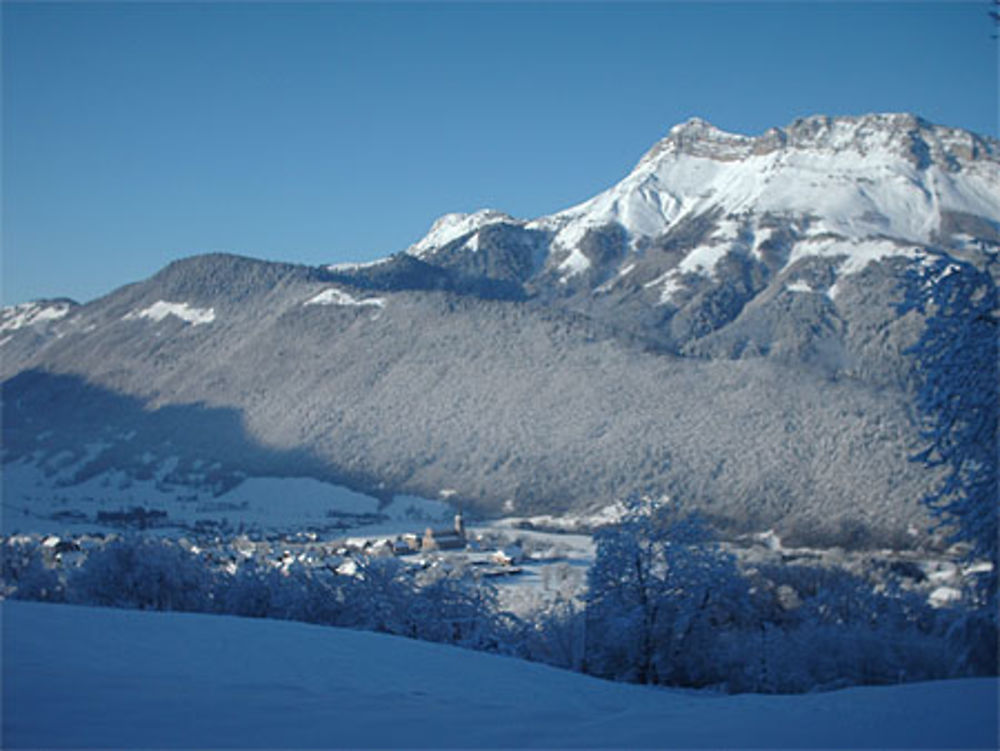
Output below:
[2,539,64,602]
[898,256,998,607]
[68,537,216,612]
[326,556,504,648]
[408,574,502,648]
[585,497,659,683]
[345,556,417,634]
[220,564,294,620]
[584,496,752,686]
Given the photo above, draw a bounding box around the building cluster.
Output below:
[2,510,530,587]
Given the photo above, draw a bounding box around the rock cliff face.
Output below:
[4,114,997,547]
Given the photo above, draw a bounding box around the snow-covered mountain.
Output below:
[2,113,997,547]
[408,113,998,371]
[537,113,996,263]
[416,114,997,271]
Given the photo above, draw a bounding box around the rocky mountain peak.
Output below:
[636,113,998,172]
[407,209,524,258]
[638,117,758,164]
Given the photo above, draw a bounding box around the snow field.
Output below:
[122,300,216,326]
[1,461,451,538]
[4,600,997,749]
[306,288,386,308]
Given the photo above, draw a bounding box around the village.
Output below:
[1,505,601,615]
[202,507,535,580]
[3,500,977,616]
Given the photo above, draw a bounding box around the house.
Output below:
[492,543,524,566]
[368,539,395,557]
[393,535,421,555]
[421,510,467,551]
[336,559,359,577]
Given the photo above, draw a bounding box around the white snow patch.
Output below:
[658,274,686,305]
[642,270,686,305]
[789,237,925,277]
[305,288,385,308]
[326,257,392,272]
[123,301,215,326]
[557,247,592,281]
[643,271,671,290]
[549,219,595,257]
[502,499,635,531]
[594,261,640,296]
[594,262,638,294]
[785,280,817,294]
[677,243,731,277]
[709,217,743,243]
[751,227,776,259]
[1,301,72,332]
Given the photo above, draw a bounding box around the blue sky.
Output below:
[3,1,997,304]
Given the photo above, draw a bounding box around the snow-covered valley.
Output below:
[1,460,983,618]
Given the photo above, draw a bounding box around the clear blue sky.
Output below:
[3,1,997,304]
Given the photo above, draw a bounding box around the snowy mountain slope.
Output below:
[4,601,998,749]
[0,298,79,363]
[2,113,996,546]
[0,254,933,546]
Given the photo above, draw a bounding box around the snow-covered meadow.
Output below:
[1,460,454,538]
[4,600,997,750]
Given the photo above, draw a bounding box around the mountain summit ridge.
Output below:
[640,112,998,166]
[410,112,1000,255]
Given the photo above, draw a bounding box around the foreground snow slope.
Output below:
[3,601,997,749]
